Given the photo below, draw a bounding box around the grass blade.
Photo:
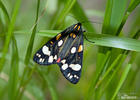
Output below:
[37,68,58,100]
[71,1,96,33]
[23,30,140,52]
[86,32,140,52]
[102,0,128,35]
[24,0,40,65]
[0,0,10,22]
[8,37,19,100]
[85,51,111,100]
[52,0,76,29]
[95,54,122,88]
[100,54,127,97]
[15,30,140,52]
[0,0,21,71]
[127,0,140,12]
[17,0,40,99]
[111,64,131,100]
[116,0,140,35]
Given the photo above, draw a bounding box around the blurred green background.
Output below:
[0,0,140,100]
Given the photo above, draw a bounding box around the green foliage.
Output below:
[0,0,140,100]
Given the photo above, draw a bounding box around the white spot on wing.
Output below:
[36,53,41,57]
[42,46,50,56]
[39,58,45,63]
[61,59,66,64]
[54,55,57,60]
[74,75,79,79]
[61,64,68,70]
[39,58,43,62]
[71,47,76,53]
[69,64,81,71]
[48,56,53,63]
[42,59,45,62]
[67,73,70,77]
[58,40,63,46]
[69,75,73,79]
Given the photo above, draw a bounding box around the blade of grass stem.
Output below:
[8,37,19,100]
[111,64,131,100]
[17,66,36,100]
[52,0,76,29]
[100,54,127,97]
[85,51,111,100]
[116,0,140,35]
[37,68,58,100]
[86,32,140,52]
[102,0,127,35]
[0,0,21,71]
[0,0,10,22]
[17,0,40,99]
[24,0,40,65]
[95,54,122,88]
[14,30,140,52]
[71,1,96,33]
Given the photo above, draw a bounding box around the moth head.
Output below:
[73,23,82,32]
[64,23,84,34]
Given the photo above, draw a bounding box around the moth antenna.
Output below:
[83,34,95,43]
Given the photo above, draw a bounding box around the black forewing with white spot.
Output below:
[33,23,79,65]
[33,31,68,65]
[57,32,83,84]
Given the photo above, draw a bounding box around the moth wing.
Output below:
[33,32,67,65]
[57,33,83,84]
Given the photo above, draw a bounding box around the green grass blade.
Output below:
[37,68,58,100]
[57,0,76,23]
[0,0,21,71]
[52,0,76,28]
[24,0,40,65]
[111,64,131,100]
[0,2,19,99]
[8,37,19,100]
[86,9,104,18]
[45,77,58,100]
[86,32,140,52]
[102,0,128,35]
[102,0,113,34]
[71,1,96,33]
[17,0,40,99]
[0,0,10,22]
[86,0,135,98]
[127,0,140,12]
[100,0,128,70]
[37,30,61,37]
[95,54,122,88]
[85,51,111,100]
[23,30,140,52]
[116,0,140,35]
[100,54,127,96]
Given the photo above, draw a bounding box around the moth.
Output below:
[33,23,85,84]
